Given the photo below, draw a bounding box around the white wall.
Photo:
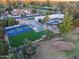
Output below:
[35,14,64,23]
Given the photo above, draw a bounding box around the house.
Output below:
[35,14,64,23]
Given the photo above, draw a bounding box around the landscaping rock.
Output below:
[51,41,75,51]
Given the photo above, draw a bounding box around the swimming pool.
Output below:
[5,25,32,37]
[5,24,46,47]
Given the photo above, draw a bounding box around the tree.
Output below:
[6,18,19,26]
[59,12,73,33]
[24,3,30,8]
[0,18,19,38]
[44,15,49,24]
[0,20,4,27]
[13,2,19,9]
[0,27,4,38]
[43,16,50,40]
[0,40,5,55]
[0,20,7,27]
[0,3,5,16]
[0,40,9,55]
[57,2,79,19]
[6,4,13,14]
[3,20,7,27]
[31,9,37,14]
[0,18,19,27]
[38,18,45,25]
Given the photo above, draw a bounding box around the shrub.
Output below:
[0,27,4,38]
[0,40,9,55]
[59,12,73,33]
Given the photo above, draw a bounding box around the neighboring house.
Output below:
[24,9,32,15]
[11,9,21,17]
[12,9,32,17]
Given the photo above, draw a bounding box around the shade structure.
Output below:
[48,19,63,25]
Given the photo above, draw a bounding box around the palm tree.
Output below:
[44,15,49,23]
[44,16,50,40]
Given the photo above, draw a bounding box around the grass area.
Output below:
[8,30,49,47]
[8,30,53,47]
[62,34,79,57]
[65,41,79,57]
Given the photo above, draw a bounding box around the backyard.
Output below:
[30,28,79,59]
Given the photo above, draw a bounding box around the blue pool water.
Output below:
[5,25,33,37]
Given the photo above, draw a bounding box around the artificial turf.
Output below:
[8,30,46,47]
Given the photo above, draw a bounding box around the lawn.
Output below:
[8,30,46,47]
